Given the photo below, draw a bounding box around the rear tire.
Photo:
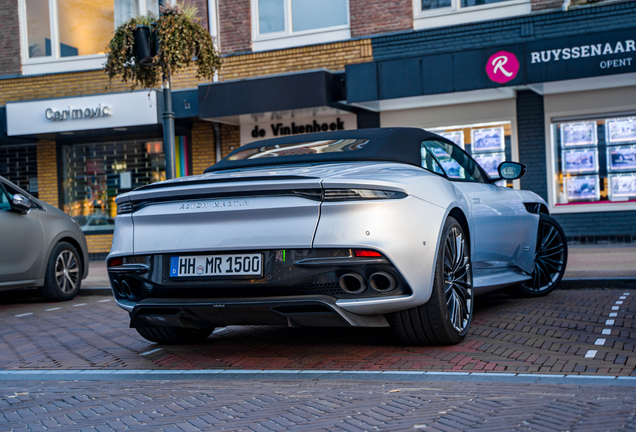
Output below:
[40,242,82,301]
[509,213,568,297]
[389,216,473,345]
[136,326,215,344]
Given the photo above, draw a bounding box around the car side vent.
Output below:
[524,203,541,214]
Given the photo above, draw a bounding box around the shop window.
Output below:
[62,139,166,233]
[19,0,159,73]
[0,144,39,198]
[414,0,529,30]
[551,116,636,208]
[429,121,513,185]
[252,0,350,51]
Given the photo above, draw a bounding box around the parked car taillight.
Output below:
[323,189,407,201]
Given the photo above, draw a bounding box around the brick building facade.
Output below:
[1,0,636,258]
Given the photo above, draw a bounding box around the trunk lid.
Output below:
[123,166,330,255]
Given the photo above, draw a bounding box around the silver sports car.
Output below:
[108,128,568,345]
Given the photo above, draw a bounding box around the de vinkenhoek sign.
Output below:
[240,114,357,145]
[6,91,158,136]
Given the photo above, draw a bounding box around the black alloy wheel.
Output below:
[514,213,568,297]
[443,224,473,334]
[41,242,82,301]
[389,216,473,345]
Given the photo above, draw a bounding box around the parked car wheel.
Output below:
[136,327,215,344]
[511,213,568,297]
[41,242,82,301]
[389,216,473,345]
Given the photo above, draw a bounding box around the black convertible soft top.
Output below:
[205,127,449,173]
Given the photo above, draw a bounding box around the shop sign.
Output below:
[525,29,636,84]
[486,51,520,84]
[6,91,159,136]
[45,104,112,121]
[240,114,357,145]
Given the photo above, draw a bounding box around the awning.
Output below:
[198,69,353,125]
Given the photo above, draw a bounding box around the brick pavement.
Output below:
[0,289,634,375]
[1,379,636,431]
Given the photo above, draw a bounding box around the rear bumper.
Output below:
[118,295,390,328]
[108,248,416,326]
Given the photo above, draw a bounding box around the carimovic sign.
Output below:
[525,29,636,83]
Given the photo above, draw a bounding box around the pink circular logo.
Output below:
[486,51,519,84]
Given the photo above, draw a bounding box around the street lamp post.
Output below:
[161,66,176,180]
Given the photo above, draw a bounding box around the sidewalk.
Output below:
[81,245,636,292]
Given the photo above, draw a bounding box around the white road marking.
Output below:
[623,292,630,296]
[594,338,606,346]
[602,329,611,335]
[606,319,615,325]
[615,300,623,305]
[140,348,163,356]
[46,308,61,311]
[612,306,619,310]
[97,299,111,303]
[73,303,87,307]
[585,350,597,358]
[619,296,626,300]
[609,313,618,317]
[14,313,32,317]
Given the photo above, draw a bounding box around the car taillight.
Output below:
[323,189,407,201]
[355,250,382,257]
[109,258,123,267]
[117,202,133,214]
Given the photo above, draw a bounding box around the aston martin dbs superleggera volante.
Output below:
[108,128,567,345]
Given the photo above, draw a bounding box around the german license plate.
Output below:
[170,254,263,277]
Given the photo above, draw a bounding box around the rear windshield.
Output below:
[228,139,369,161]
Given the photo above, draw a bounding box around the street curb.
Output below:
[559,278,636,290]
[79,287,112,296]
[1,369,635,386]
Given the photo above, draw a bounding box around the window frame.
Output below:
[421,140,491,184]
[412,0,530,31]
[17,0,154,75]
[546,110,636,215]
[251,0,351,52]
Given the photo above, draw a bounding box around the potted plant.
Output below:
[104,3,221,89]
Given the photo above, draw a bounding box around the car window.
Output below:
[422,140,489,183]
[420,146,446,176]
[0,185,12,211]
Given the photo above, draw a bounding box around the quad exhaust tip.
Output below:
[369,272,397,293]
[112,280,123,297]
[113,279,133,298]
[121,280,133,297]
[339,273,367,294]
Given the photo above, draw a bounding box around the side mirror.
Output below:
[11,194,33,214]
[497,161,527,180]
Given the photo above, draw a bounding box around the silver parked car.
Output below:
[0,176,88,300]
[108,128,568,345]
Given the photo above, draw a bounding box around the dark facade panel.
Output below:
[199,71,337,119]
[379,58,422,99]
[345,63,378,103]
[172,89,199,119]
[421,54,454,95]
[371,1,636,61]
